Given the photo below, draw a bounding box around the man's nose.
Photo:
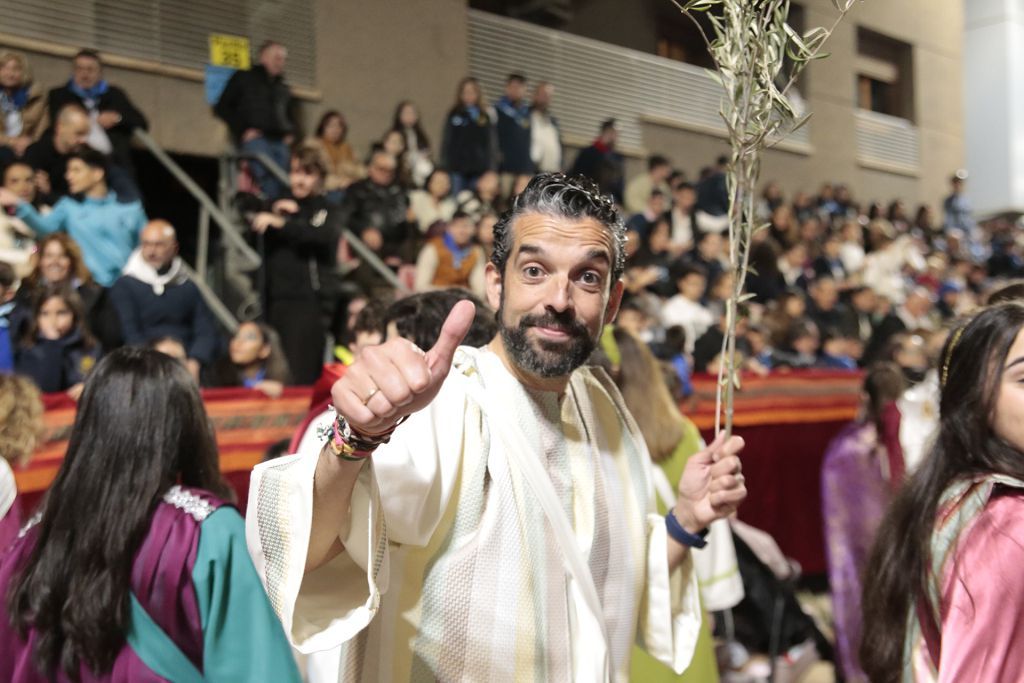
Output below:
[543,275,573,312]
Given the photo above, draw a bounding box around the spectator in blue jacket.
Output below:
[0,145,146,286]
[110,220,220,382]
[440,77,497,196]
[0,262,15,373]
[495,73,533,187]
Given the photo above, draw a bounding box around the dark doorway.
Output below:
[132,149,220,267]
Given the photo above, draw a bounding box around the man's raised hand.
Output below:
[331,300,476,437]
[674,431,747,532]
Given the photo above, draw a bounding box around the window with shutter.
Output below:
[0,0,317,87]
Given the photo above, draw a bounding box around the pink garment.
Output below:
[918,490,1024,681]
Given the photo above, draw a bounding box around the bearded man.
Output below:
[247,173,747,682]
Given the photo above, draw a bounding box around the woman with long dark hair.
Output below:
[0,348,300,682]
[208,320,291,398]
[862,303,1024,681]
[308,109,364,195]
[15,284,101,398]
[390,100,433,187]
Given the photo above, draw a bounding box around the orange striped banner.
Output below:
[684,370,863,430]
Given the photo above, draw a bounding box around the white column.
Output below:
[964,0,1024,215]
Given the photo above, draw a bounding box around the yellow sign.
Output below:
[209,34,251,70]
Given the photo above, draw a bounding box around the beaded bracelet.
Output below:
[317,411,401,462]
[665,509,709,549]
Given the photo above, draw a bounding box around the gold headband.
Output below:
[941,325,966,388]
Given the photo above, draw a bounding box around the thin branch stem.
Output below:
[677,0,851,437]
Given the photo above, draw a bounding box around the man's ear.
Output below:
[604,279,625,325]
[485,262,502,311]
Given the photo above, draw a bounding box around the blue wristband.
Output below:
[665,510,709,549]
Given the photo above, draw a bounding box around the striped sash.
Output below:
[902,473,1024,682]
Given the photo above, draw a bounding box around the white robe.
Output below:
[246,346,701,682]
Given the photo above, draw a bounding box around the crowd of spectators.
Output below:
[0,40,1019,413]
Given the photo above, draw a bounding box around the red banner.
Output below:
[16,370,863,574]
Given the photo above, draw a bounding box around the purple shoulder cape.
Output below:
[0,486,228,682]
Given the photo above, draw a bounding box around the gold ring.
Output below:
[362,386,380,406]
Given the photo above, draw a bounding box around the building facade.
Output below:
[3,0,963,210]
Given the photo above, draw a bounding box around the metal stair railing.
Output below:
[133,128,264,332]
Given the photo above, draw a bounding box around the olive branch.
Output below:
[672,0,861,436]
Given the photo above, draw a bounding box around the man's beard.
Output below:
[498,304,597,379]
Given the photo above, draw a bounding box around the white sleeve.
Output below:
[245,449,388,654]
[245,361,471,653]
[638,515,703,675]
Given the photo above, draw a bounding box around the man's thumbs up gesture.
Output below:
[332,300,476,436]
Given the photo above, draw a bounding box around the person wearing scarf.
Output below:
[0,51,48,159]
[414,211,486,299]
[109,220,219,381]
[46,49,148,171]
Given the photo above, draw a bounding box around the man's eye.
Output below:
[524,266,543,278]
[580,272,601,285]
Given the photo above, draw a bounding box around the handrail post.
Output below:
[342,229,410,292]
[196,206,210,283]
[133,129,261,271]
[179,263,240,334]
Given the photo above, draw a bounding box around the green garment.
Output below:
[630,417,720,683]
[128,507,302,682]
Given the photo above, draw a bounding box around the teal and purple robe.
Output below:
[0,485,300,682]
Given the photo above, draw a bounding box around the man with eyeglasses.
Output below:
[336,150,416,291]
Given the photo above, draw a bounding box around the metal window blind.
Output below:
[1,0,317,87]
[467,8,811,153]
[855,109,920,171]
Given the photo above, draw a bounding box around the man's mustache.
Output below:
[519,312,588,338]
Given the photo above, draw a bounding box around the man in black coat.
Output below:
[24,104,138,203]
[837,285,878,350]
[862,287,936,365]
[569,119,625,203]
[806,276,848,337]
[337,150,416,266]
[46,49,148,174]
[215,41,296,199]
